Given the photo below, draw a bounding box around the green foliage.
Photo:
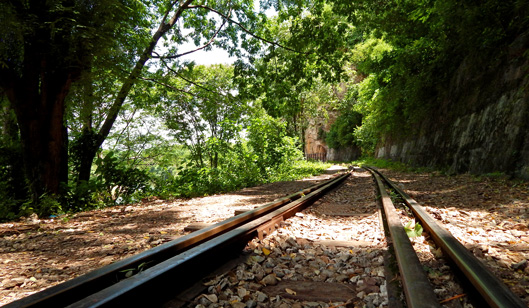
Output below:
[236,5,358,139]
[404,221,424,238]
[3,0,350,220]
[354,157,412,172]
[144,110,308,198]
[61,180,105,212]
[326,107,362,150]
[158,64,248,169]
[94,152,150,205]
[0,143,27,221]
[273,160,332,182]
[247,112,303,178]
[19,194,63,218]
[58,150,152,213]
[0,98,27,221]
[153,157,330,199]
[353,157,437,174]
[331,0,529,149]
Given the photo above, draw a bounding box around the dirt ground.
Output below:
[0,174,333,305]
[1,168,528,306]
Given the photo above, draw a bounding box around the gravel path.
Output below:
[186,169,388,308]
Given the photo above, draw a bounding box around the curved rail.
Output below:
[369,167,525,308]
[5,172,349,308]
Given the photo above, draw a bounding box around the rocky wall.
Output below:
[376,32,529,179]
[304,109,361,162]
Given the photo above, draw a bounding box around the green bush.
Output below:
[93,152,150,205]
[326,108,362,150]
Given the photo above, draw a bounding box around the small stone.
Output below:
[247,282,263,291]
[237,287,247,298]
[512,260,528,271]
[273,268,285,278]
[203,294,218,303]
[250,255,265,263]
[2,277,25,289]
[260,274,278,286]
[98,256,114,266]
[510,230,525,237]
[255,291,268,302]
[236,270,254,281]
[380,282,387,296]
[231,302,246,308]
[198,296,210,306]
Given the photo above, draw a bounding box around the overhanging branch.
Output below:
[156,57,230,98]
[152,13,229,60]
[139,76,199,98]
[188,5,307,55]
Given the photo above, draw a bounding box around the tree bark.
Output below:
[0,1,85,204]
[5,59,71,201]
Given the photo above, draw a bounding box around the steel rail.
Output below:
[367,167,441,308]
[5,173,348,308]
[63,172,350,307]
[371,168,526,308]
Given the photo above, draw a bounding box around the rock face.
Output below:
[304,119,328,161]
[376,32,529,179]
[304,110,361,162]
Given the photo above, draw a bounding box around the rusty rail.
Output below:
[367,167,441,308]
[370,167,525,308]
[6,172,349,308]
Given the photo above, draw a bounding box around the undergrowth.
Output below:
[353,157,438,174]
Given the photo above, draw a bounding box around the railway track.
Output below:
[4,167,526,307]
[367,167,526,308]
[4,172,350,308]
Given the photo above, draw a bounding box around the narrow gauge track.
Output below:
[4,172,350,308]
[367,167,526,308]
[5,168,526,308]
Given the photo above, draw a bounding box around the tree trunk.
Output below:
[6,61,71,201]
[0,1,84,206]
[77,135,99,183]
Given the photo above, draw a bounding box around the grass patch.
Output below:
[353,157,411,172]
[352,157,438,174]
[271,160,333,182]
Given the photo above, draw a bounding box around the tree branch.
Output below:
[188,5,308,55]
[95,0,194,147]
[157,57,230,98]
[138,76,200,98]
[152,14,229,59]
